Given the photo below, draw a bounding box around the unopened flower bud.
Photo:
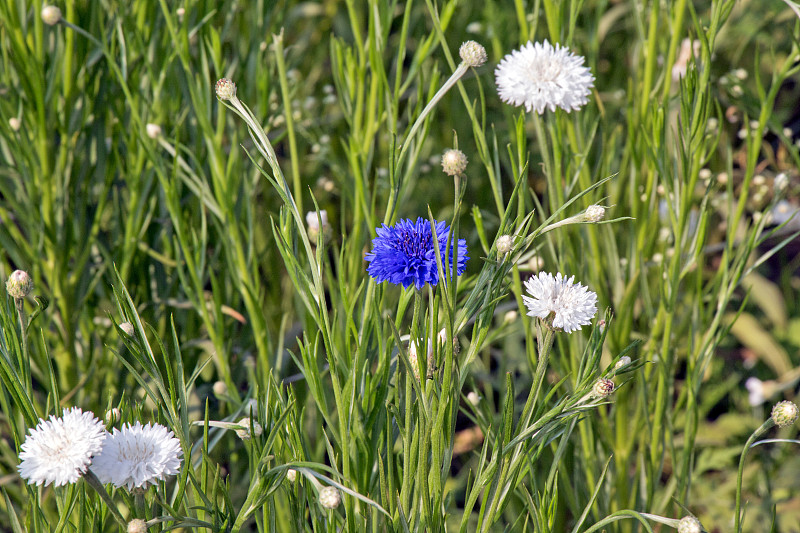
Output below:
[145,123,162,139]
[583,205,606,223]
[319,486,341,509]
[41,5,62,25]
[441,149,468,177]
[306,210,329,241]
[614,356,631,370]
[503,310,518,324]
[286,468,297,482]
[774,173,789,192]
[213,381,227,396]
[176,7,185,20]
[119,322,135,336]
[127,519,148,533]
[105,408,120,425]
[771,400,799,428]
[235,417,263,439]
[496,235,513,255]
[215,78,236,100]
[677,516,701,533]
[459,41,487,68]
[8,118,21,131]
[466,391,480,406]
[592,378,615,399]
[6,270,33,299]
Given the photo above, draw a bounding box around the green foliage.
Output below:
[1,0,799,531]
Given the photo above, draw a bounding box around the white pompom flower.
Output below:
[522,272,598,333]
[18,407,107,487]
[91,421,182,490]
[495,40,594,114]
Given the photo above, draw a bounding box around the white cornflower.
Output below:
[91,421,182,490]
[495,40,594,114]
[18,407,106,487]
[459,41,487,68]
[522,272,597,333]
[319,486,341,509]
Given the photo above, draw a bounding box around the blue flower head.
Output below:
[365,218,468,289]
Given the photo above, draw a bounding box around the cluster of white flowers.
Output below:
[17,408,182,490]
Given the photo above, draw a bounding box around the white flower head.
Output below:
[41,5,62,25]
[145,123,162,139]
[771,400,799,428]
[496,234,513,255]
[522,272,597,332]
[18,407,106,487]
[215,78,236,100]
[91,421,182,490]
[441,148,468,177]
[677,516,702,533]
[495,40,594,114]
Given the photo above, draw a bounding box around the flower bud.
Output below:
[235,417,263,439]
[286,468,297,482]
[614,356,631,371]
[8,118,21,131]
[306,210,330,241]
[119,322,135,336]
[771,400,799,428]
[6,270,33,299]
[127,519,148,533]
[41,5,62,25]
[319,486,341,509]
[459,41,487,68]
[145,123,162,139]
[592,378,615,399]
[583,205,606,223]
[215,78,236,100]
[496,235,513,256]
[774,172,789,192]
[466,391,480,406]
[105,408,120,425]
[677,516,701,533]
[441,149,468,177]
[213,381,227,396]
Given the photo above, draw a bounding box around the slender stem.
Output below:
[15,298,30,395]
[84,469,128,528]
[734,420,773,533]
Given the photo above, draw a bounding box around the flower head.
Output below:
[592,378,615,399]
[459,41,487,68]
[441,149,468,177]
[365,218,468,289]
[18,407,106,487]
[6,270,33,299]
[522,272,597,332]
[41,5,62,25]
[319,486,341,509]
[127,519,148,533]
[771,400,799,428]
[496,234,513,256]
[215,78,236,100]
[495,40,594,114]
[91,421,182,490]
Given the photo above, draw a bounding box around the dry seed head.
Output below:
[677,516,701,533]
[41,5,62,25]
[215,78,236,100]
[771,400,799,428]
[441,149,468,177]
[6,270,33,299]
[319,486,341,509]
[459,41,487,68]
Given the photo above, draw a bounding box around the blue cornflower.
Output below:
[365,218,468,289]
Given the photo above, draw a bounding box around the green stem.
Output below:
[734,420,773,533]
[84,469,127,528]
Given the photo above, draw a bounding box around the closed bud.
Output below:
[771,400,799,428]
[127,519,148,533]
[592,378,615,399]
[583,205,606,223]
[41,5,62,25]
[215,78,236,100]
[319,486,341,509]
[286,468,297,482]
[235,417,263,439]
[614,356,631,370]
[105,408,120,425]
[6,270,33,299]
[496,235,513,255]
[119,322,135,336]
[677,516,702,533]
[213,381,227,396]
[459,41,487,68]
[441,149,468,177]
[8,118,21,131]
[146,123,162,139]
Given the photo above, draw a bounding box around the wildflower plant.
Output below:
[1,0,800,532]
